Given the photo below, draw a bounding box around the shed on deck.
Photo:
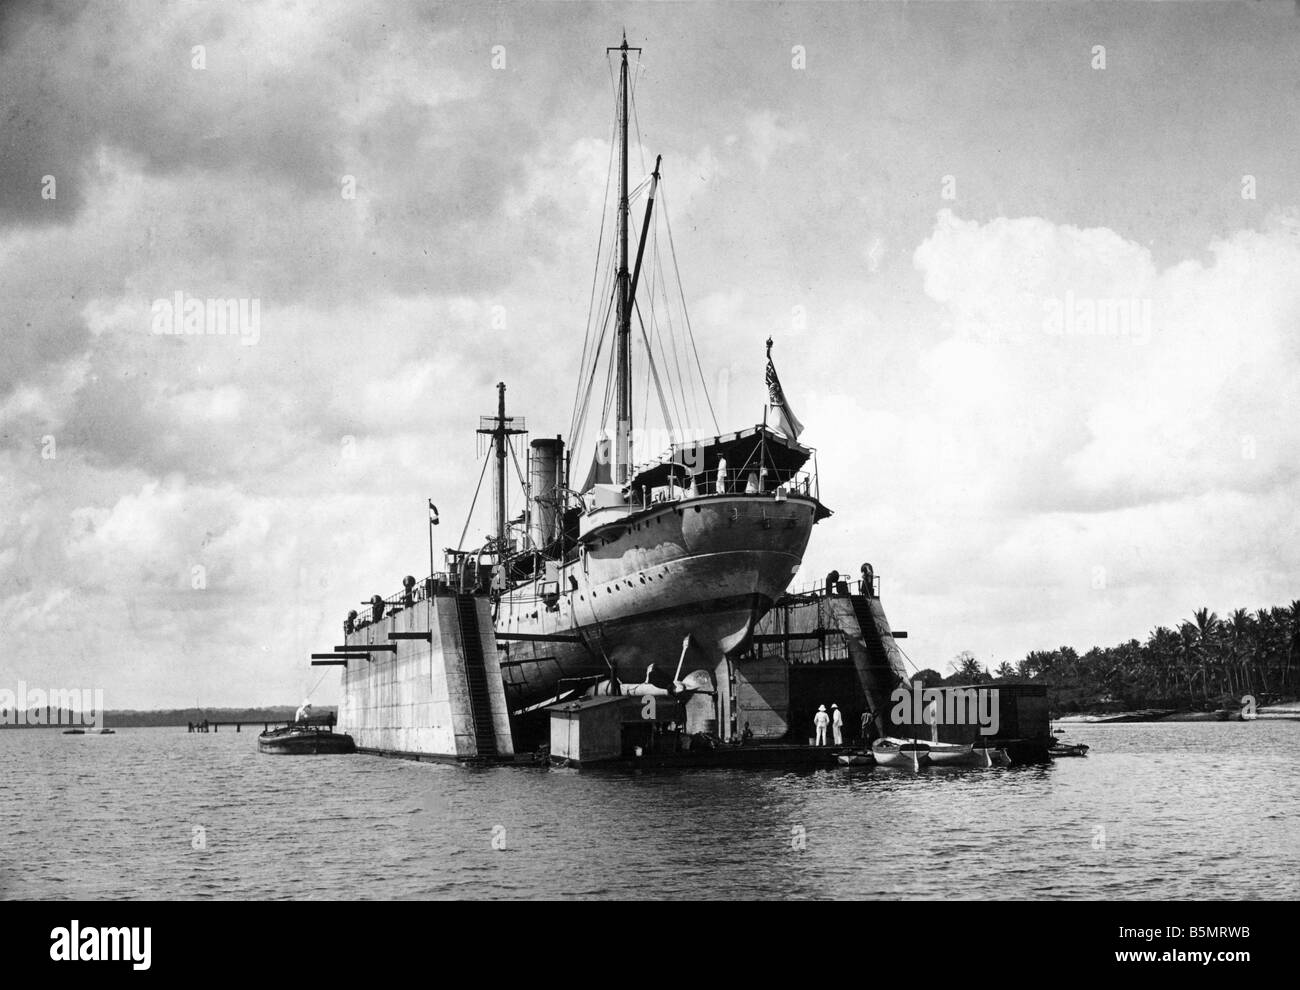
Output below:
[548,695,686,765]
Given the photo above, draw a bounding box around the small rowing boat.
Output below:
[1049,742,1089,758]
[871,737,931,770]
[836,751,873,767]
[927,741,1010,767]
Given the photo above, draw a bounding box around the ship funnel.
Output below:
[529,436,564,549]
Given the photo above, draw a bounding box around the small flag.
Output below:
[765,337,804,440]
[580,435,613,492]
[428,500,440,526]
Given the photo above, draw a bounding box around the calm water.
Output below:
[2,722,1297,900]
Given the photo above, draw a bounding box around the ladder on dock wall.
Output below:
[849,596,901,682]
[454,594,498,757]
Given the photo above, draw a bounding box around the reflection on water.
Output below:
[2,722,1296,900]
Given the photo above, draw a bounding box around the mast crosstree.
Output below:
[477,382,527,557]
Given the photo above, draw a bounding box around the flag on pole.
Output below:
[580,435,613,492]
[765,337,804,440]
[428,500,440,526]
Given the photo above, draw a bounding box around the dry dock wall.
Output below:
[338,595,513,760]
[729,593,909,743]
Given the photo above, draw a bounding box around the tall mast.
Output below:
[610,33,640,486]
[494,382,508,549]
[478,382,526,563]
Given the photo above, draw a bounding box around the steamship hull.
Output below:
[496,492,819,712]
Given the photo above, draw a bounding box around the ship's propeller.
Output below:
[674,669,716,697]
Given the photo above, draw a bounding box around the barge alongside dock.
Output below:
[258,724,355,756]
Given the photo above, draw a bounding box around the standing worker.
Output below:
[831,703,843,745]
[861,706,878,746]
[813,704,830,746]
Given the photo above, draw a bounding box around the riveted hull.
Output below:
[495,493,821,711]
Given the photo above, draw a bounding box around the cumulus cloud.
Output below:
[910,209,1300,510]
[819,209,1300,665]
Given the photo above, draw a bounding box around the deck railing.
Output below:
[626,467,817,510]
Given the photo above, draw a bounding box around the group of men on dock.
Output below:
[813,703,879,747]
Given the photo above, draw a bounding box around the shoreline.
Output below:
[1057,702,1300,724]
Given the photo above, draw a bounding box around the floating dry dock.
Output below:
[313,37,1051,772]
[329,593,515,762]
[323,574,1051,767]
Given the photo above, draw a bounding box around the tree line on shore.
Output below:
[918,601,1300,714]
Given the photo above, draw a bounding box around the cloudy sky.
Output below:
[3,1,1299,708]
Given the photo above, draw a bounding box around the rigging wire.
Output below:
[506,437,530,545]
[644,227,686,436]
[569,112,618,444]
[660,185,719,433]
[634,298,677,438]
[303,668,331,700]
[629,54,647,178]
[571,217,619,451]
[572,47,722,474]
[456,450,493,552]
[651,230,693,435]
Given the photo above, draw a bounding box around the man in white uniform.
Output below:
[831,703,843,745]
[813,704,830,746]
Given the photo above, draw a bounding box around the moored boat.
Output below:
[1049,742,1089,758]
[258,724,356,755]
[836,751,874,767]
[871,737,931,770]
[927,741,1010,768]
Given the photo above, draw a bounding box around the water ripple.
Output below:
[1,722,1297,899]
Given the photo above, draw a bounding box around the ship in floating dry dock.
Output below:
[311,37,1051,766]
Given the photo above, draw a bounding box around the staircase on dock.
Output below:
[849,596,896,676]
[454,594,498,757]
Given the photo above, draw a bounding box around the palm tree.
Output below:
[1285,600,1300,693]
[949,651,985,683]
[1266,606,1292,695]
[1227,608,1254,698]
[1178,622,1204,705]
[1191,608,1221,704]
[1146,626,1180,703]
[994,661,1017,680]
[1247,608,1271,698]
